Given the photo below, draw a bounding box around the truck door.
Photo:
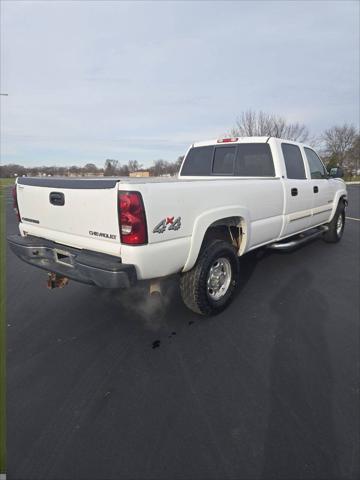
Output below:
[303,147,334,226]
[281,142,313,237]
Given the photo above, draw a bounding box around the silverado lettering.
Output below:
[89,231,116,240]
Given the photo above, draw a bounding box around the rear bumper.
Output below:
[7,234,137,288]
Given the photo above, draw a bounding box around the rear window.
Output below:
[212,146,236,175]
[181,143,275,177]
[180,146,213,176]
[235,144,275,176]
[282,143,306,179]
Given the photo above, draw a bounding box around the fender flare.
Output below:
[329,188,348,222]
[182,206,250,272]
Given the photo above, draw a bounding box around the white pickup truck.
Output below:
[8,136,347,315]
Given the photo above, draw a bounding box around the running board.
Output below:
[267,226,329,251]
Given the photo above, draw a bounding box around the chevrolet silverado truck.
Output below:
[8,137,347,315]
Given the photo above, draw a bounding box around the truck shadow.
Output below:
[236,249,266,294]
[97,241,324,328]
[261,269,340,479]
[235,234,331,298]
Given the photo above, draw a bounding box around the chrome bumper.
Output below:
[7,234,137,288]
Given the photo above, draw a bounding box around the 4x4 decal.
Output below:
[153,216,181,234]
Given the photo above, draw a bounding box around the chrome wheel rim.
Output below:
[336,214,343,236]
[207,257,232,301]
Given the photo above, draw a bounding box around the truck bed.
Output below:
[17,176,181,188]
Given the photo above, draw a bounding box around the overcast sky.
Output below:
[1,0,359,167]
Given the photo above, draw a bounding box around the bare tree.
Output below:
[230,110,311,143]
[347,134,360,174]
[27,167,40,177]
[148,156,184,177]
[69,165,81,176]
[321,124,358,171]
[150,159,168,176]
[118,164,129,176]
[127,160,143,173]
[83,163,98,174]
[174,156,184,174]
[0,164,27,178]
[104,159,119,176]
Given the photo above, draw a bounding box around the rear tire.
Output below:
[323,200,345,243]
[180,240,239,316]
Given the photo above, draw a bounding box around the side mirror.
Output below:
[329,167,344,178]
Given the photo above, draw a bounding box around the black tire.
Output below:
[180,239,239,316]
[323,200,346,243]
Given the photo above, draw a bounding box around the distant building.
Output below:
[129,171,150,178]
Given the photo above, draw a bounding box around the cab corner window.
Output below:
[304,147,328,179]
[282,143,306,180]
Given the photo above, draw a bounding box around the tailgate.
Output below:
[16,177,121,256]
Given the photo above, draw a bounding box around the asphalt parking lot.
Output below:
[6,185,360,480]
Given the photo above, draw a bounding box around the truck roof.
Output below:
[192,136,313,149]
[193,136,271,148]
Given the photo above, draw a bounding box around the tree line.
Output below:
[103,157,184,177]
[0,157,185,179]
[1,110,359,178]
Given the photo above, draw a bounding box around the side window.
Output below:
[212,146,236,175]
[181,146,213,176]
[235,144,275,176]
[304,148,328,179]
[282,143,306,179]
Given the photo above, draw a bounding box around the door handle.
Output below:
[291,188,298,196]
[313,186,319,193]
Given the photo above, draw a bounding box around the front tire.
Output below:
[323,200,346,243]
[180,240,239,316]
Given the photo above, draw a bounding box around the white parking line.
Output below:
[346,217,360,221]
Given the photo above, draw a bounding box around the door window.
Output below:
[304,148,328,179]
[281,143,306,179]
[235,144,275,176]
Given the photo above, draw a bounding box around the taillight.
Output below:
[118,191,148,245]
[12,185,21,222]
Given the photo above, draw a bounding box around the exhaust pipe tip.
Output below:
[149,279,162,296]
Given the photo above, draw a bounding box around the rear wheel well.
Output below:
[201,217,244,253]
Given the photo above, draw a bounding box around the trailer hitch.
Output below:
[47,272,69,289]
